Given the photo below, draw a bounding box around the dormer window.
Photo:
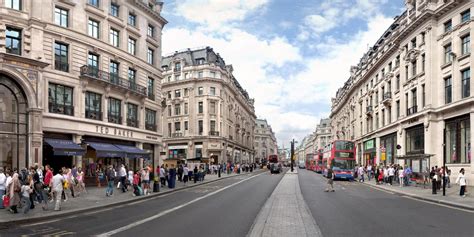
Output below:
[196,58,205,65]
[174,62,181,71]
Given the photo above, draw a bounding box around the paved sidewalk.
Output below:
[248,169,322,237]
[0,172,245,224]
[359,177,474,210]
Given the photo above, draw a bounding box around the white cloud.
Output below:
[174,0,269,29]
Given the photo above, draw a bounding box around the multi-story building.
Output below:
[330,0,473,183]
[161,47,256,165]
[314,118,332,151]
[254,118,278,164]
[0,0,167,174]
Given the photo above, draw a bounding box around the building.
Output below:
[254,119,278,164]
[161,47,256,165]
[0,0,167,174]
[330,0,473,183]
[314,118,332,151]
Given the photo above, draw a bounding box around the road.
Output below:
[298,169,474,237]
[1,171,284,237]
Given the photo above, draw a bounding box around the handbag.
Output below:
[2,195,10,207]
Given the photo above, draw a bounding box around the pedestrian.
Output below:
[160,165,166,187]
[20,176,33,214]
[0,168,6,209]
[388,165,395,185]
[404,166,412,186]
[178,165,183,182]
[128,169,134,191]
[367,164,372,181]
[105,165,116,197]
[325,166,335,192]
[193,166,199,184]
[455,168,467,197]
[119,164,127,193]
[358,166,365,182]
[430,167,437,195]
[141,168,150,195]
[50,170,64,211]
[7,173,21,213]
[398,167,404,187]
[132,171,141,196]
[77,167,87,194]
[168,165,177,189]
[446,168,451,188]
[378,168,384,184]
[183,165,189,186]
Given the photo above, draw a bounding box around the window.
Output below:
[109,61,119,84]
[184,121,189,130]
[461,9,470,23]
[198,102,203,113]
[412,89,417,109]
[184,88,189,97]
[109,28,119,47]
[444,19,452,32]
[411,60,417,77]
[108,98,121,124]
[128,38,136,55]
[174,62,181,72]
[168,123,172,136]
[210,101,216,114]
[196,58,205,65]
[128,68,136,84]
[88,19,100,39]
[461,34,471,55]
[388,62,392,72]
[462,68,470,98]
[168,106,171,116]
[444,43,452,64]
[406,125,425,154]
[198,120,203,135]
[5,0,21,10]
[395,55,400,67]
[198,87,203,95]
[88,0,99,7]
[147,78,154,99]
[145,109,156,131]
[445,76,452,104]
[174,104,181,115]
[422,84,425,108]
[210,120,216,132]
[54,7,68,27]
[210,71,216,78]
[396,75,400,90]
[174,122,181,131]
[85,91,102,120]
[210,87,216,96]
[6,27,21,55]
[198,71,203,78]
[174,89,181,98]
[411,37,416,48]
[381,109,385,127]
[110,3,119,17]
[54,42,69,72]
[167,91,171,99]
[127,103,138,127]
[184,102,188,114]
[421,32,425,44]
[88,53,99,76]
[405,65,409,79]
[445,116,470,164]
[175,75,180,81]
[147,24,154,37]
[421,54,425,72]
[375,91,378,104]
[375,113,379,130]
[396,100,400,118]
[48,83,73,115]
[147,48,154,64]
[128,13,136,26]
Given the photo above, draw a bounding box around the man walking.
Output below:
[119,164,127,193]
[105,166,116,197]
[325,166,335,192]
[388,165,395,185]
[358,166,365,182]
[51,170,64,211]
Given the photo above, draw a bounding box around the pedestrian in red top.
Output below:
[44,165,53,186]
[132,171,141,197]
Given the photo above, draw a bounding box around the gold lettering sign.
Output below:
[96,125,134,138]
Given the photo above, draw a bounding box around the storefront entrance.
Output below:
[0,74,28,170]
[380,133,397,165]
[363,139,376,165]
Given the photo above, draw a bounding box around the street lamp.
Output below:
[290,139,298,172]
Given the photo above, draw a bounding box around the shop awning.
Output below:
[87,142,126,158]
[396,154,434,160]
[44,139,86,156]
[115,145,150,159]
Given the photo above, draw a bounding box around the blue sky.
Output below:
[160,0,405,148]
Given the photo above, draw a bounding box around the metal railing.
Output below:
[145,123,157,131]
[108,114,122,124]
[80,65,147,96]
[126,118,139,128]
[85,109,102,120]
[49,102,74,116]
[209,131,220,136]
[407,105,418,116]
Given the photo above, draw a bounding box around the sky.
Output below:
[160,0,405,149]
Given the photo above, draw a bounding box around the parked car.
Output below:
[298,161,305,169]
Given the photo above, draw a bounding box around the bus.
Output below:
[268,154,281,173]
[322,140,356,180]
[304,153,313,169]
[313,149,324,173]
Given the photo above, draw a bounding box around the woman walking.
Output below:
[7,173,21,213]
[455,168,467,197]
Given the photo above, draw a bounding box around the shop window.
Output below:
[406,125,424,154]
[445,116,470,164]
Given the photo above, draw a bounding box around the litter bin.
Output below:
[153,181,160,192]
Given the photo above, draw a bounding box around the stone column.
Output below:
[470,112,474,177]
[73,134,83,169]
[28,108,43,168]
[136,142,143,169]
[375,137,381,165]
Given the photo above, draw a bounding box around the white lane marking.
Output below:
[95,173,264,237]
[401,195,474,213]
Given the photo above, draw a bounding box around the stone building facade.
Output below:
[0,0,166,174]
[161,47,256,165]
[254,118,277,164]
[330,0,473,183]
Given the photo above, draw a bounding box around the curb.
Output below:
[0,170,265,226]
[360,182,474,211]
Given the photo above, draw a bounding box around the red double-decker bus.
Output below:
[304,153,313,169]
[313,149,324,173]
[322,140,356,180]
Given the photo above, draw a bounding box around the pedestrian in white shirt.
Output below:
[0,168,6,209]
[388,166,395,185]
[183,166,189,186]
[367,165,373,181]
[398,168,404,187]
[358,166,365,182]
[455,168,467,197]
[51,170,65,211]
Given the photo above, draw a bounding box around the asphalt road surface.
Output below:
[1,171,284,237]
[298,169,474,237]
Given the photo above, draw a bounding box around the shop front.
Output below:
[43,136,86,174]
[380,133,397,165]
[396,124,430,180]
[363,139,376,165]
[444,115,471,165]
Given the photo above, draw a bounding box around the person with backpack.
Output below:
[105,166,116,197]
[325,166,335,192]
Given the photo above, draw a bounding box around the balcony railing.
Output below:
[209,131,220,136]
[108,114,122,124]
[366,106,373,115]
[85,109,102,120]
[172,132,183,138]
[80,65,147,96]
[145,123,157,131]
[126,118,139,128]
[49,102,74,116]
[407,105,418,116]
[54,61,69,72]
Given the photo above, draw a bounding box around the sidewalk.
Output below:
[0,172,247,225]
[359,177,474,210]
[248,169,322,237]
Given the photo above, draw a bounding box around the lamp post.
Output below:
[290,139,297,172]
